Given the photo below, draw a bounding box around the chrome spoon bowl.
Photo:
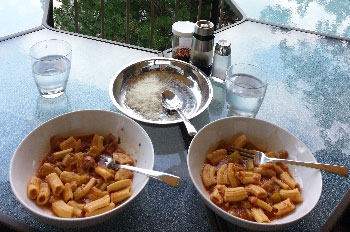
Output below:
[161,89,197,137]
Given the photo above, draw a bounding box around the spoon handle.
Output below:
[118,164,180,187]
[176,109,197,137]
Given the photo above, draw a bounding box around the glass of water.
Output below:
[30,39,72,98]
[225,63,268,117]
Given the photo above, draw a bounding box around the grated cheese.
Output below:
[125,70,184,121]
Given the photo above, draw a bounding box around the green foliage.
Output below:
[53,0,238,51]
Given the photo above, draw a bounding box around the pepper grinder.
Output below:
[190,20,215,76]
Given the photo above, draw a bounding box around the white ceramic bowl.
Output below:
[10,110,154,227]
[187,117,322,231]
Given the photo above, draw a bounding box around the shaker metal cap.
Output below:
[194,20,214,36]
[215,39,231,56]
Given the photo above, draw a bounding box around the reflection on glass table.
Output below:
[233,0,350,38]
[0,0,45,38]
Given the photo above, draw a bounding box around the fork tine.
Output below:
[231,146,255,159]
[231,146,255,155]
[238,151,255,159]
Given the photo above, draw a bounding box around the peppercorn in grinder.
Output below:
[190,20,215,76]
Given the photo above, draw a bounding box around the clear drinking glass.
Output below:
[30,39,72,98]
[225,63,268,117]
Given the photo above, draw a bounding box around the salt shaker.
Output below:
[211,39,231,83]
[190,20,215,76]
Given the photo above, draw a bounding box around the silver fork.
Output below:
[231,146,349,177]
[99,154,180,187]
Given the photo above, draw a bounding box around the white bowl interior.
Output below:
[10,110,154,227]
[188,117,322,230]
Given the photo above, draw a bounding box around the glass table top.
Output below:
[0,0,45,38]
[233,0,350,39]
[1,1,350,231]
[213,20,350,231]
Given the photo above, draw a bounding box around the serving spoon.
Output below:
[100,154,180,187]
[161,89,197,137]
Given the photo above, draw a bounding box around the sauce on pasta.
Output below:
[201,134,302,223]
[27,133,134,218]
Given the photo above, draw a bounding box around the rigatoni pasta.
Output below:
[27,133,134,218]
[201,134,302,223]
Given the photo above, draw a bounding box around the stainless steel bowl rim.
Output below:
[109,57,213,125]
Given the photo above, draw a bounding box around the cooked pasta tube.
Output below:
[52,200,74,218]
[67,200,83,218]
[273,198,295,216]
[90,134,104,155]
[272,163,284,174]
[67,200,85,210]
[60,171,88,185]
[231,134,247,148]
[210,185,226,205]
[113,152,133,165]
[62,183,73,202]
[115,168,133,181]
[111,187,132,203]
[84,194,111,213]
[74,139,81,152]
[237,171,261,185]
[74,152,84,175]
[53,148,73,160]
[85,203,115,217]
[36,183,51,205]
[107,179,132,193]
[206,149,227,166]
[201,164,217,188]
[254,167,276,177]
[99,181,114,191]
[280,172,299,189]
[251,208,270,223]
[86,187,109,201]
[245,184,268,198]
[62,154,71,167]
[74,178,96,201]
[27,177,40,200]
[217,164,230,185]
[248,196,272,212]
[224,187,248,202]
[59,137,77,150]
[279,188,303,203]
[273,177,290,190]
[45,172,64,196]
[40,163,55,177]
[227,163,240,187]
[54,167,62,176]
[95,166,114,181]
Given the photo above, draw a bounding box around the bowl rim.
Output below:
[187,116,323,229]
[108,57,213,125]
[9,109,154,223]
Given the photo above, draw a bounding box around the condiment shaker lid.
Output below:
[172,21,195,38]
[194,20,214,37]
[215,40,231,56]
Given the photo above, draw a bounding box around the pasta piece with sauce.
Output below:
[201,134,303,223]
[201,164,217,188]
[273,198,296,216]
[206,149,227,166]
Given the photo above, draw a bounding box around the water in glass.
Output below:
[32,55,71,98]
[226,73,266,117]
